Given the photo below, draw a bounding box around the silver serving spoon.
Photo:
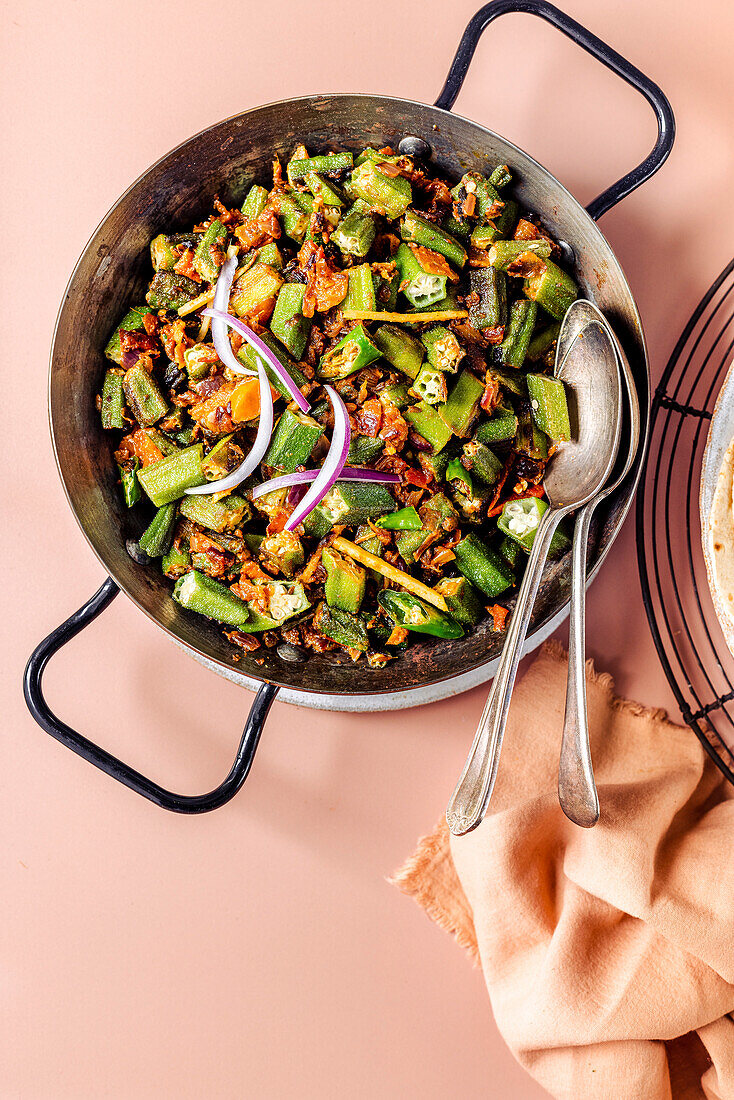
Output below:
[557,303,640,827]
[446,316,623,837]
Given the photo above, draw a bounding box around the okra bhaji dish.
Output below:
[99,143,576,666]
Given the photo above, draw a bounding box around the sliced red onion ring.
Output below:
[211,257,256,378]
[284,387,351,531]
[184,361,273,495]
[203,308,310,413]
[252,466,400,500]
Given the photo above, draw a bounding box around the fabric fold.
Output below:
[392,642,734,1100]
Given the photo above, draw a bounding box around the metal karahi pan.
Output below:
[24,0,674,812]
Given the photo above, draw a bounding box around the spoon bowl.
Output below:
[446,309,623,836]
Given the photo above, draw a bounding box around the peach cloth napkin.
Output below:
[393,641,734,1100]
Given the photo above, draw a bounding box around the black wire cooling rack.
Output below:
[637,258,734,785]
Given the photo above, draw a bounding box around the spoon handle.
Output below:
[558,501,600,828]
[446,508,564,836]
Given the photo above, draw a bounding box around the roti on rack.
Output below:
[706,436,734,654]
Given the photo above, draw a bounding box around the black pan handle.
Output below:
[23,577,280,813]
[435,0,675,220]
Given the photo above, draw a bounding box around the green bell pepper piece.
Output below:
[377,590,463,640]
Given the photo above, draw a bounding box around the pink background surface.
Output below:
[3,1,733,1096]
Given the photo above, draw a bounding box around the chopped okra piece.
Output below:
[433,576,483,626]
[475,406,519,444]
[462,440,503,485]
[377,590,463,640]
[450,172,503,220]
[347,435,384,465]
[174,571,252,627]
[265,409,324,472]
[373,324,425,380]
[405,401,453,453]
[527,374,571,441]
[313,601,369,650]
[237,332,308,400]
[101,369,126,429]
[527,321,561,365]
[104,305,150,365]
[410,365,448,405]
[322,547,366,612]
[137,444,207,506]
[421,325,464,373]
[395,242,447,310]
[468,267,507,331]
[270,191,309,243]
[288,152,354,179]
[400,210,467,269]
[201,435,244,481]
[350,161,412,219]
[378,381,412,409]
[138,503,177,558]
[150,234,176,271]
[270,283,312,359]
[524,259,578,320]
[497,497,547,551]
[241,184,269,219]
[439,370,485,437]
[260,531,305,578]
[492,300,538,370]
[343,265,376,312]
[193,219,227,282]
[331,201,376,257]
[162,544,191,580]
[146,271,200,311]
[453,533,514,598]
[488,239,553,270]
[123,363,168,427]
[230,263,284,319]
[179,492,251,534]
[318,324,381,380]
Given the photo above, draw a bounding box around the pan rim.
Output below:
[48,92,649,700]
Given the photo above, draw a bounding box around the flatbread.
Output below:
[707,437,734,651]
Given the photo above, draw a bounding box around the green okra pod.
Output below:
[138,503,177,558]
[492,300,538,370]
[322,547,366,613]
[400,210,466,269]
[467,268,507,331]
[193,219,228,283]
[174,571,251,626]
[462,440,503,485]
[343,265,376,312]
[453,533,514,598]
[421,325,464,373]
[488,239,553,270]
[524,259,578,320]
[410,366,448,405]
[439,370,485,437]
[288,152,354,179]
[350,161,412,219]
[123,363,168,427]
[104,305,150,364]
[347,435,384,465]
[150,234,176,271]
[270,283,312,359]
[331,201,376,257]
[526,373,572,441]
[318,324,381,380]
[162,544,191,580]
[264,409,324,472]
[475,406,519,444]
[230,263,284,318]
[395,243,447,310]
[101,369,126,429]
[313,601,369,650]
[377,590,463,640]
[179,493,251,534]
[373,324,425,380]
[241,184,269,219]
[433,575,483,626]
[146,271,200,311]
[404,402,453,454]
[137,444,207,506]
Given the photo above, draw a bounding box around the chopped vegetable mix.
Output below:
[98,143,577,663]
